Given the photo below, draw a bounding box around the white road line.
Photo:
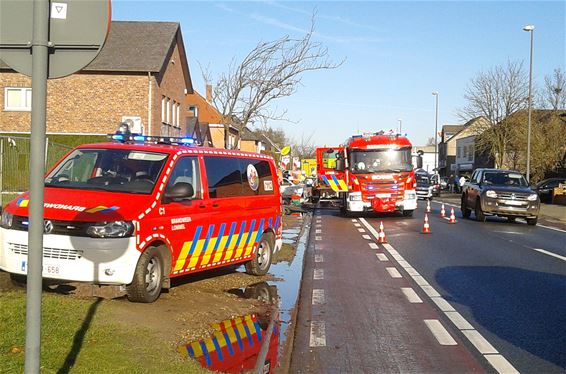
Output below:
[316,229,322,234]
[357,228,366,233]
[315,236,322,241]
[313,269,324,280]
[462,330,498,354]
[351,219,357,222]
[312,289,325,305]
[362,234,371,240]
[397,260,411,268]
[445,311,474,330]
[314,254,324,263]
[376,253,388,261]
[358,215,516,373]
[309,321,326,347]
[484,354,520,374]
[386,267,402,278]
[316,224,322,228]
[368,243,379,249]
[424,319,457,345]
[401,287,423,303]
[532,248,566,261]
[354,223,361,227]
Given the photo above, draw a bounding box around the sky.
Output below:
[112,1,565,147]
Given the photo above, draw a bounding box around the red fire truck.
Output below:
[334,132,417,216]
[311,146,346,203]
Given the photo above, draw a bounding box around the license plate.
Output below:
[503,200,523,206]
[376,193,391,198]
[43,263,61,276]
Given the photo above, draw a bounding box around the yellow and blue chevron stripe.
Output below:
[321,174,348,192]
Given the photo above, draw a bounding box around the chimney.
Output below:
[206,84,212,103]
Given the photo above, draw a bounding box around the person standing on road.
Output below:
[459,175,467,191]
[449,174,455,193]
[453,174,460,193]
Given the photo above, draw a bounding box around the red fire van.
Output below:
[0,127,282,302]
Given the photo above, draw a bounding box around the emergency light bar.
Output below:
[109,122,197,146]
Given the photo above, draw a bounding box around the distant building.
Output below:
[412,145,436,173]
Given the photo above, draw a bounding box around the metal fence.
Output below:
[0,136,72,206]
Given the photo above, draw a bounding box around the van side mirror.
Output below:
[335,157,345,172]
[164,182,194,202]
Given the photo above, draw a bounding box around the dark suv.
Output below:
[461,168,540,225]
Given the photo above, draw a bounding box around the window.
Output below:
[166,98,171,124]
[468,146,473,161]
[167,156,201,199]
[161,96,166,123]
[4,88,32,111]
[204,157,242,198]
[457,147,461,158]
[176,103,180,127]
[240,159,274,196]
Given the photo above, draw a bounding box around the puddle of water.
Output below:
[178,215,310,373]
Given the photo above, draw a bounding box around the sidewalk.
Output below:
[436,193,566,223]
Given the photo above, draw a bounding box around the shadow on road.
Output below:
[436,266,566,369]
[57,298,102,374]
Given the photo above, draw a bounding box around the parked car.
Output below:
[280,178,311,203]
[440,177,450,190]
[430,174,441,196]
[461,168,540,225]
[535,177,566,203]
[415,173,433,200]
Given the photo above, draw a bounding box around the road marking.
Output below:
[401,287,423,303]
[309,321,326,347]
[316,229,322,234]
[316,224,322,228]
[362,234,371,240]
[376,253,388,261]
[351,219,357,222]
[397,260,411,268]
[312,289,325,305]
[462,330,498,354]
[368,243,379,249]
[357,228,366,233]
[354,223,361,227]
[358,216,517,374]
[315,254,324,263]
[484,354,520,374]
[315,236,322,241]
[411,275,429,286]
[386,267,402,278]
[424,319,457,345]
[431,297,456,312]
[314,269,324,280]
[532,248,566,262]
[445,311,474,330]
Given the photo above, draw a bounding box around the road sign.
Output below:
[0,0,111,78]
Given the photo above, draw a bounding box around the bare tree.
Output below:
[458,60,529,167]
[290,132,316,160]
[205,16,343,149]
[425,137,436,146]
[541,68,566,110]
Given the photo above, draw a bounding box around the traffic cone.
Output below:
[422,214,431,234]
[426,200,431,213]
[440,203,446,217]
[449,208,457,224]
[378,221,387,243]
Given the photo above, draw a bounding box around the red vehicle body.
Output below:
[0,131,282,302]
[335,132,417,216]
[312,146,347,202]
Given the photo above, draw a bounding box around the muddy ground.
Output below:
[0,213,305,352]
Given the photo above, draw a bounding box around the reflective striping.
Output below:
[424,319,457,345]
[242,219,257,257]
[232,221,247,259]
[376,253,388,261]
[484,355,520,374]
[462,330,498,354]
[401,287,423,303]
[386,267,402,278]
[221,222,239,262]
[198,224,216,266]
[175,225,202,271]
[331,174,348,191]
[309,321,326,347]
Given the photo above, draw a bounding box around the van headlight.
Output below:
[86,221,134,238]
[1,210,13,228]
[527,193,538,201]
[350,194,362,201]
[486,190,498,198]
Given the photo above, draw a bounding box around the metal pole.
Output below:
[434,93,439,173]
[398,119,402,134]
[25,0,49,372]
[526,29,534,183]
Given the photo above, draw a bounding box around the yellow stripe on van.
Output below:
[244,315,255,332]
[200,237,218,266]
[204,338,215,353]
[214,331,227,348]
[235,320,247,338]
[174,241,192,271]
[244,231,260,257]
[234,233,249,259]
[213,234,230,263]
[187,239,206,269]
[337,179,348,191]
[190,341,203,358]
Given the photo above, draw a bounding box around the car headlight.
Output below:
[1,210,13,228]
[86,221,134,238]
[527,193,538,201]
[350,194,362,201]
[486,190,498,198]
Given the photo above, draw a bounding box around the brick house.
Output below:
[0,21,192,137]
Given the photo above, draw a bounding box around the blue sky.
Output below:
[112,1,565,147]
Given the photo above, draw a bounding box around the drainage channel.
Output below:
[178,212,311,373]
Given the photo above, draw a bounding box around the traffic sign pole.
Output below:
[25,1,49,372]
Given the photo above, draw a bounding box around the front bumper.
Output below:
[416,188,432,199]
[0,228,141,285]
[347,191,417,213]
[481,197,540,218]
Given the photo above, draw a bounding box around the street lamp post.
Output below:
[523,24,534,183]
[397,118,402,134]
[438,90,442,174]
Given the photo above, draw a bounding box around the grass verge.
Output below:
[0,290,207,374]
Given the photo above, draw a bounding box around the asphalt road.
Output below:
[289,200,566,373]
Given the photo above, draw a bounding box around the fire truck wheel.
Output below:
[127,245,167,303]
[402,210,414,217]
[245,233,274,276]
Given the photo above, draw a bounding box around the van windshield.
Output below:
[349,148,412,174]
[45,148,168,194]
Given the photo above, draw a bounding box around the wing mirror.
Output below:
[164,182,194,202]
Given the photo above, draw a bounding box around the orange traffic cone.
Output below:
[440,203,446,217]
[422,214,431,234]
[449,208,457,224]
[378,221,387,243]
[426,200,431,213]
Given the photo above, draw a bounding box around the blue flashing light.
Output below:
[112,134,124,141]
[133,135,145,142]
[180,137,195,145]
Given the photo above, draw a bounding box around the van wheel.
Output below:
[127,245,167,303]
[10,274,27,287]
[475,199,485,222]
[402,210,414,217]
[245,233,273,276]
[461,196,471,218]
